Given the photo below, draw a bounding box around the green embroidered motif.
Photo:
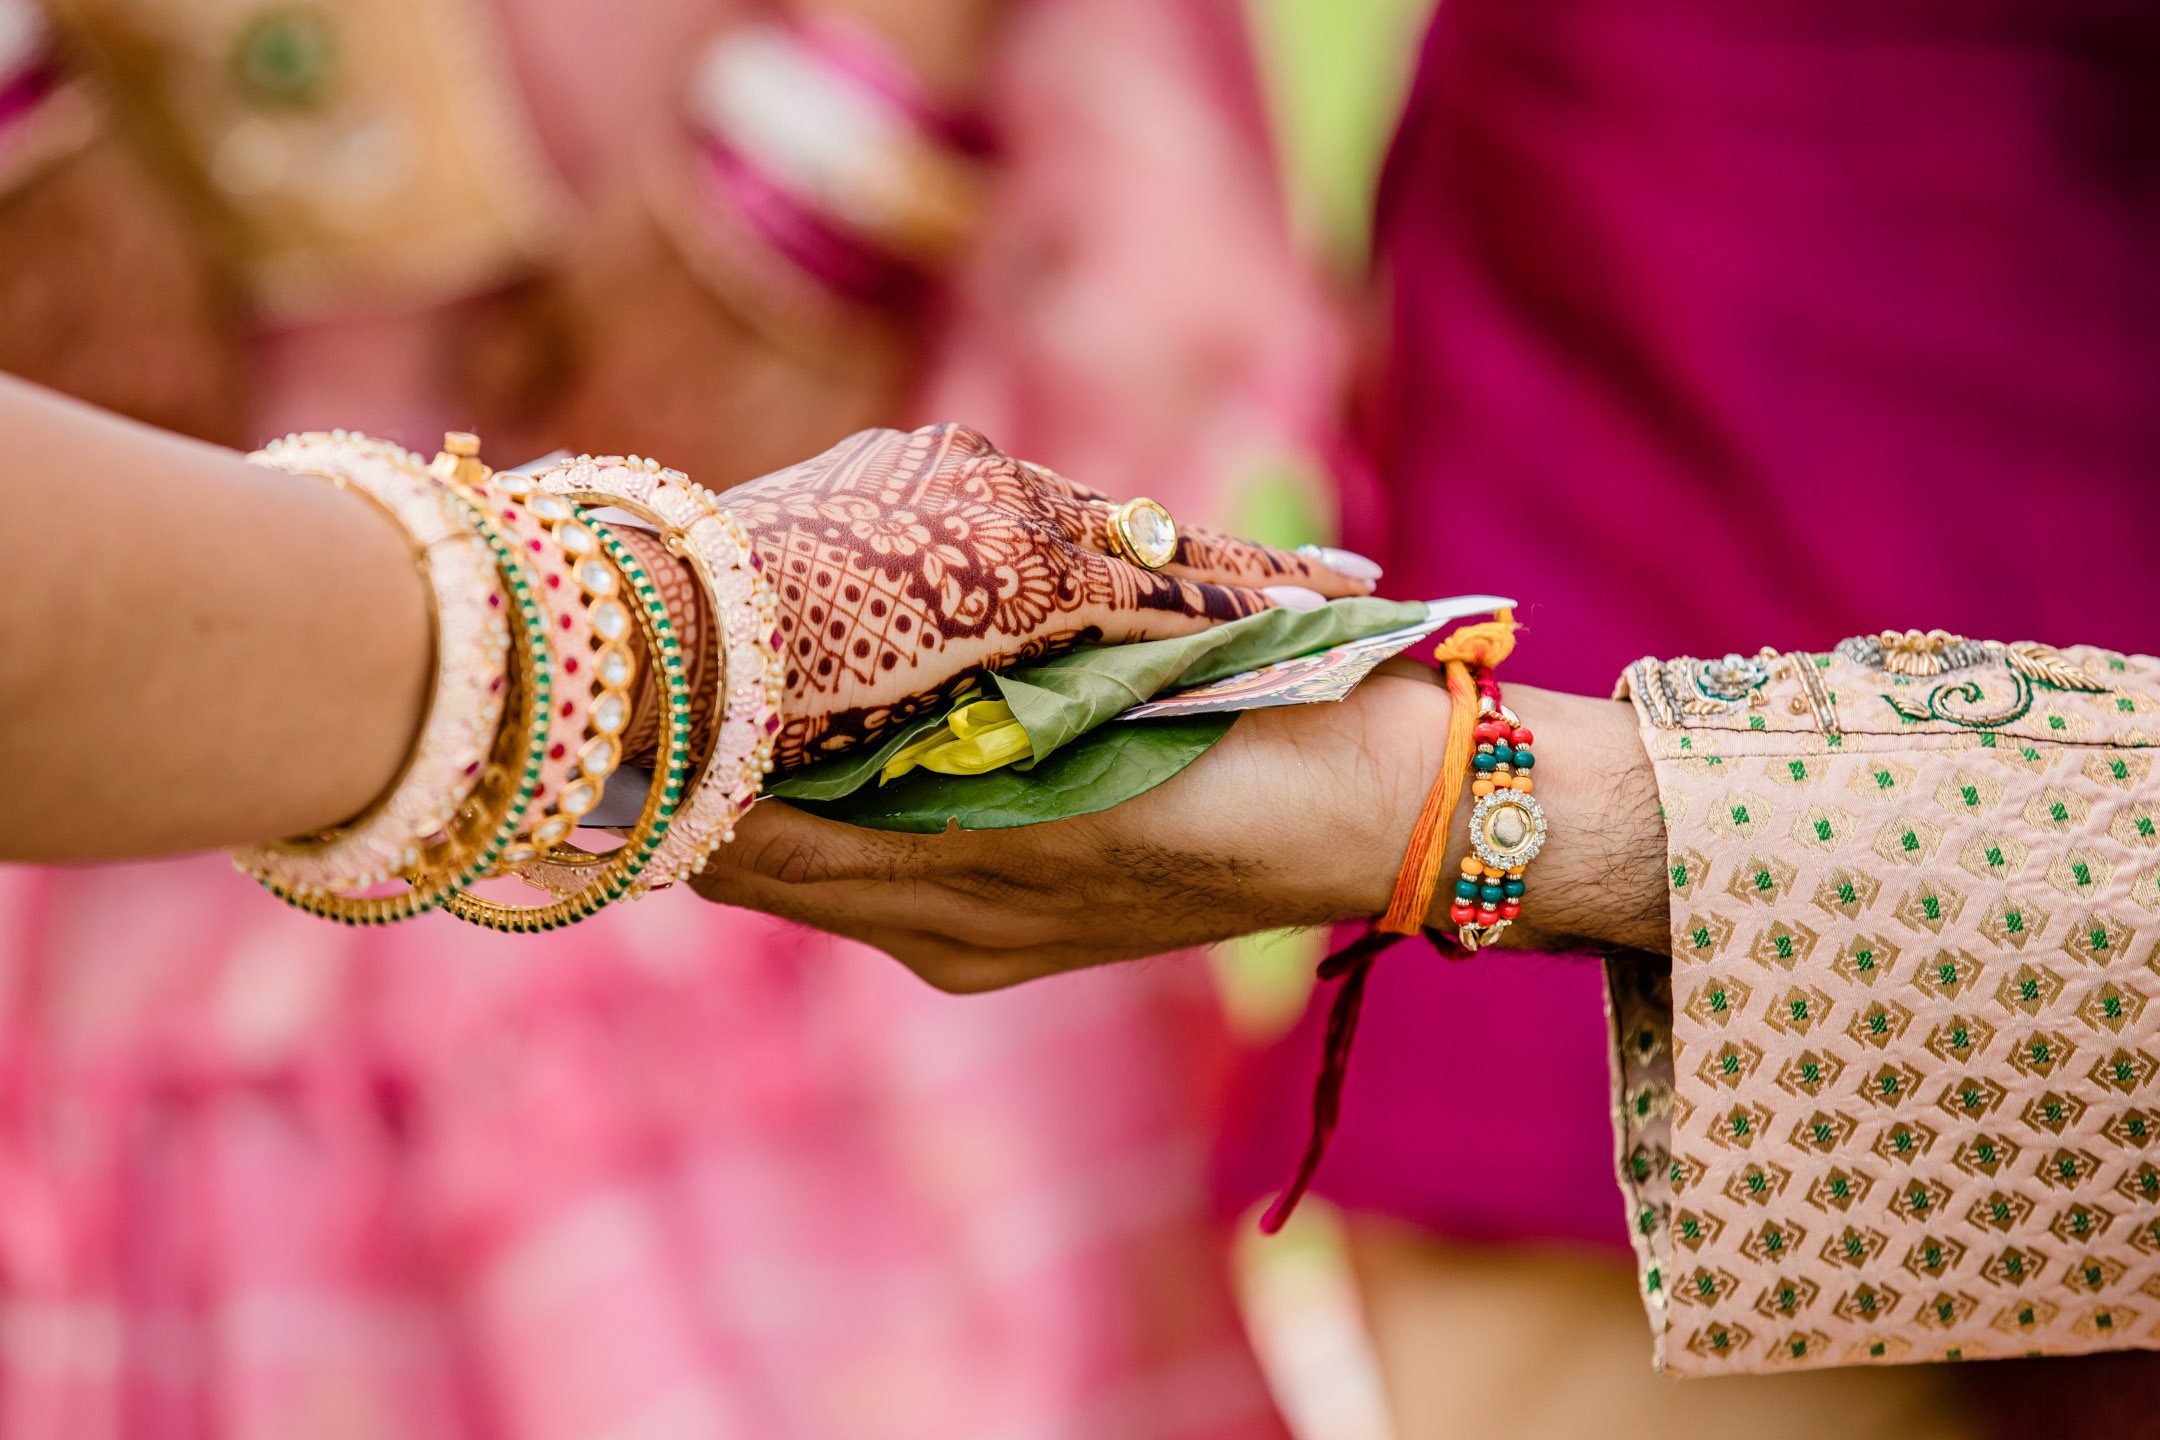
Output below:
[1879,672,2036,729]
[1873,639,2107,729]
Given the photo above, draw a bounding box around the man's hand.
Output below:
[692,670,1671,991]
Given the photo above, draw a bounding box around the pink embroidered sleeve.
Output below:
[1609,634,2160,1375]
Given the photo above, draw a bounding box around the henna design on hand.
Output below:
[719,424,1352,767]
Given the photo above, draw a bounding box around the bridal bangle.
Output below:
[441,517,696,932]
[234,432,537,913]
[507,454,784,899]
[233,432,782,928]
[429,435,614,869]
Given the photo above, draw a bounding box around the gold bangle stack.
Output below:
[235,431,777,930]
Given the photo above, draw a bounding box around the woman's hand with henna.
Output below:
[724,422,1374,767]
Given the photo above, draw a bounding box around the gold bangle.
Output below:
[442,514,692,931]
[246,486,556,923]
[235,434,553,918]
[430,435,642,870]
[505,455,783,898]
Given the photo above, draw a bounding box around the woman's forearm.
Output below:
[0,375,429,858]
[0,395,1356,869]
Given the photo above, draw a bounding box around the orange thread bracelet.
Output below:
[1258,608,1518,1234]
[1379,609,1518,933]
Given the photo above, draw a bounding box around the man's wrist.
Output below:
[1484,685,1670,953]
[1384,679,1668,954]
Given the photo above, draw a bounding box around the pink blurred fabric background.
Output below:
[0,1,1343,1434]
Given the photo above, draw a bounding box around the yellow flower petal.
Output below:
[879,699,1036,782]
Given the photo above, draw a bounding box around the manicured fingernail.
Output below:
[1263,585,1327,612]
[1297,544,1383,581]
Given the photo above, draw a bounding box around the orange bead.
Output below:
[1461,856,1484,876]
[1513,775,1534,792]
[1472,779,1496,797]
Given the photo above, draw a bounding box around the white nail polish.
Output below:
[1296,544,1384,581]
[1263,585,1328,612]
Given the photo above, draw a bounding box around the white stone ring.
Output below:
[1105,496,1179,571]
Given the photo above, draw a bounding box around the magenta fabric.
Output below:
[1220,0,2160,1252]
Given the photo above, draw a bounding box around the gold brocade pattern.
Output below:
[58,0,574,321]
[1612,641,2160,1374]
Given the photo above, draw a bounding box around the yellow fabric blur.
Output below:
[879,699,1037,783]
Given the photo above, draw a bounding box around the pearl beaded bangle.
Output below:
[442,514,694,932]
[509,455,783,898]
[229,432,781,929]
[446,444,647,874]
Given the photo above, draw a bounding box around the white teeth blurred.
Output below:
[1297,544,1384,581]
[1263,585,1327,613]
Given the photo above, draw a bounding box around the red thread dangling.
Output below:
[1258,925,1473,1233]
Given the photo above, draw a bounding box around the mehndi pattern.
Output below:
[726,423,1321,766]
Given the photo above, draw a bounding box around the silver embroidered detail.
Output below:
[1696,651,1772,702]
[1835,630,1996,678]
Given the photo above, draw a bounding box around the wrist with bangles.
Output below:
[233,430,783,931]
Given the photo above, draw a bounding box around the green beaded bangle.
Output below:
[442,510,691,932]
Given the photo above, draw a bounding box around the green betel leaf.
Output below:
[763,707,953,802]
[786,714,1235,833]
[990,597,1430,762]
[764,596,1434,830]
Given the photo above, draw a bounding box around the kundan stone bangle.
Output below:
[434,435,637,867]
[443,514,693,932]
[234,432,554,921]
[510,454,784,898]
